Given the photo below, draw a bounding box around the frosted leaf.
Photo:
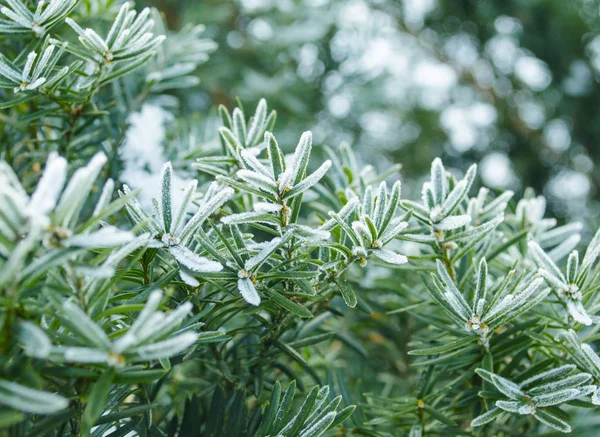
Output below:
[548,234,581,262]
[475,298,486,317]
[514,277,544,301]
[119,105,175,210]
[180,269,200,287]
[66,3,164,65]
[238,277,261,306]
[373,181,388,228]
[16,322,51,359]
[121,184,162,233]
[581,227,600,271]
[528,241,566,284]
[532,388,582,407]
[134,302,193,345]
[492,376,525,399]
[440,179,468,218]
[159,162,173,232]
[63,347,110,364]
[435,214,471,230]
[93,178,115,217]
[179,186,233,243]
[246,98,267,147]
[290,131,313,186]
[484,294,515,322]
[62,301,110,349]
[240,148,272,178]
[0,225,41,287]
[445,216,503,243]
[298,412,336,437]
[236,169,278,193]
[277,169,293,192]
[481,190,514,216]
[443,290,470,320]
[372,248,408,265]
[473,258,488,307]
[566,300,592,326]
[55,152,107,226]
[538,268,568,290]
[0,380,69,414]
[477,369,523,399]
[436,260,471,316]
[529,373,592,395]
[320,198,359,231]
[29,152,67,217]
[245,237,282,271]
[289,224,331,241]
[64,226,134,248]
[471,407,502,427]
[232,108,247,145]
[113,291,164,353]
[381,219,409,244]
[581,344,600,373]
[401,199,430,221]
[352,220,372,247]
[130,290,163,331]
[132,332,198,360]
[533,409,571,433]
[254,202,283,213]
[520,365,576,388]
[495,400,522,413]
[592,388,600,406]
[219,126,243,156]
[101,233,151,269]
[285,159,332,199]
[168,245,223,273]
[538,222,583,248]
[566,251,579,283]
[170,179,198,235]
[430,158,446,206]
[221,211,279,226]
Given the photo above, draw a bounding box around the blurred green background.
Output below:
[146,0,600,233]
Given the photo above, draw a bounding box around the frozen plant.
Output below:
[529,238,600,326]
[0,39,72,93]
[65,2,164,66]
[1,59,599,436]
[423,258,546,350]
[472,366,596,433]
[0,0,77,36]
[121,162,232,278]
[328,180,409,267]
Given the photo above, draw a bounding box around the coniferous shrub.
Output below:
[0,1,599,437]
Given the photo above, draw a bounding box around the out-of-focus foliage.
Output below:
[156,0,600,230]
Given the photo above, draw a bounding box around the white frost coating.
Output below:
[28,152,67,218]
[120,104,193,210]
[245,237,282,271]
[372,248,408,265]
[168,245,223,273]
[179,269,200,287]
[435,214,471,230]
[238,277,261,306]
[133,332,199,360]
[65,226,134,248]
[254,202,283,213]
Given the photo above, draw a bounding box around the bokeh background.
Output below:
[146,0,600,234]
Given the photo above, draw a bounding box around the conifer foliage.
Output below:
[0,1,599,436]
